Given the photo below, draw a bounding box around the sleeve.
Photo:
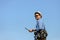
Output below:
[42,22,45,29]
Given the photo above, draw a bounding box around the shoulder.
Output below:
[39,20,45,26]
[39,20,43,24]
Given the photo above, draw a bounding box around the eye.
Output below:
[35,15,39,17]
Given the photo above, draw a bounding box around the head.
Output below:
[34,11,42,20]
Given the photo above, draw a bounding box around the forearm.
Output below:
[29,29,36,32]
[32,29,36,31]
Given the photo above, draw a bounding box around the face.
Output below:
[35,14,41,20]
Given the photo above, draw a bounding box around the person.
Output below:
[28,11,48,40]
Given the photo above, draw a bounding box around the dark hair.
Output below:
[34,12,42,18]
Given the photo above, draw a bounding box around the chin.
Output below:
[36,19,39,20]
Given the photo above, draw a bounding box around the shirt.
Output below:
[36,20,45,31]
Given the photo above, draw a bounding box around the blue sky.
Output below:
[0,0,60,40]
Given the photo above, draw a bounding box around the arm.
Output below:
[25,27,36,32]
[28,29,36,32]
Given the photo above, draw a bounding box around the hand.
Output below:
[28,29,33,32]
